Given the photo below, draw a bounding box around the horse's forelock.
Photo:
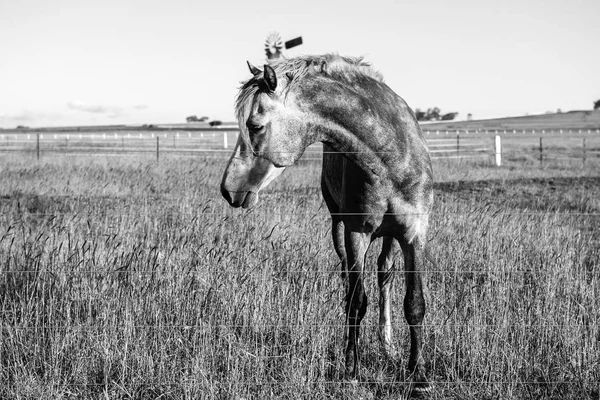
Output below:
[235,78,259,147]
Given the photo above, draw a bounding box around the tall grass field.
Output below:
[1,153,599,399]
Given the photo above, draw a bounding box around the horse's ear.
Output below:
[247,61,261,76]
[263,64,277,92]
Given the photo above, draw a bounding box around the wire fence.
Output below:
[1,128,599,165]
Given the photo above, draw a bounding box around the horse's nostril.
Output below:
[220,185,232,204]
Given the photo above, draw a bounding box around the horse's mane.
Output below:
[235,54,384,140]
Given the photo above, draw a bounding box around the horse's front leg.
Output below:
[331,215,348,280]
[343,230,370,381]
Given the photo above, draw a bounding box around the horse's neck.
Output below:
[299,77,417,180]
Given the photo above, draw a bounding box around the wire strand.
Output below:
[0,381,594,386]
[2,323,598,329]
[1,211,599,216]
[1,269,598,275]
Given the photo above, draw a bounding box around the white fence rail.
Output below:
[1,128,599,166]
[421,128,600,136]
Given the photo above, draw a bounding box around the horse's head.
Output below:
[221,62,308,209]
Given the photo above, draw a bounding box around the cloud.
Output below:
[0,103,151,128]
[67,102,112,114]
[0,109,61,122]
[67,102,149,117]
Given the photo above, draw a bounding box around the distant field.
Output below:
[0,154,598,399]
[421,110,600,131]
[2,110,599,136]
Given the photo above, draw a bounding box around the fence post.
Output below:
[156,136,159,164]
[36,133,40,161]
[456,132,460,157]
[539,137,543,165]
[494,135,501,166]
[223,132,228,149]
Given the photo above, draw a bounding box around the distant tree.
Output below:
[415,106,452,121]
[467,113,473,121]
[209,120,222,127]
[441,112,458,121]
[594,99,600,110]
[414,108,426,121]
[426,107,441,121]
[187,115,210,122]
[425,108,432,120]
[16,125,29,129]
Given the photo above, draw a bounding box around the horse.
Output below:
[220,54,433,398]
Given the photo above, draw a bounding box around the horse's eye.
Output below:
[247,122,264,134]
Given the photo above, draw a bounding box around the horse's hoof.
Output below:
[345,378,359,386]
[343,371,359,385]
[408,381,432,399]
[380,344,398,361]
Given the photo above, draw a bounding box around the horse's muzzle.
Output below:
[221,186,258,209]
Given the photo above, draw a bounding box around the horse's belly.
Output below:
[322,147,388,231]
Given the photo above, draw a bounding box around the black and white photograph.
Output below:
[1,0,599,398]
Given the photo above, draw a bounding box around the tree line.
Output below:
[414,107,458,122]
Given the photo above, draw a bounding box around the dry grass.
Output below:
[1,154,599,399]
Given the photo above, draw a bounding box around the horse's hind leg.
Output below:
[399,236,431,397]
[344,230,369,381]
[378,236,398,358]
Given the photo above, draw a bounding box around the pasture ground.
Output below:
[1,153,599,399]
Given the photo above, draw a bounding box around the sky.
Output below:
[0,0,598,128]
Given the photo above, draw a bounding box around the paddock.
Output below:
[0,147,598,399]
